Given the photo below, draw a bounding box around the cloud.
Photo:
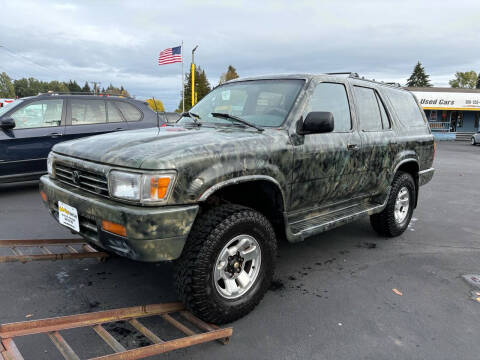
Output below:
[0,0,479,110]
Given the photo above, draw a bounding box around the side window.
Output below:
[307,83,351,132]
[106,102,124,123]
[354,86,383,131]
[376,92,391,129]
[71,100,107,125]
[385,89,426,127]
[10,100,63,129]
[115,102,142,122]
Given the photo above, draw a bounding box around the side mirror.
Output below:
[0,118,15,130]
[298,112,334,135]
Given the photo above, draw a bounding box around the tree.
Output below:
[177,65,211,112]
[476,73,480,89]
[218,65,239,85]
[0,72,15,98]
[406,61,432,87]
[81,81,91,93]
[47,81,69,93]
[67,80,82,93]
[449,71,478,89]
[146,98,165,112]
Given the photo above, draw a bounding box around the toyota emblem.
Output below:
[72,171,80,185]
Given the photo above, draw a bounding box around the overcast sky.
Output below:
[1,0,479,110]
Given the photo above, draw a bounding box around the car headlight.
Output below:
[47,153,55,178]
[108,170,176,204]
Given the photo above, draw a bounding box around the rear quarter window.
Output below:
[384,89,426,127]
[115,101,142,122]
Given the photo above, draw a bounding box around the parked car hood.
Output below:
[52,126,286,169]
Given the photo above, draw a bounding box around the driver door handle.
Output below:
[114,127,125,131]
[347,143,359,151]
[50,132,63,138]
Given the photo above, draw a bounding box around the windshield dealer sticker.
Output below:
[58,201,80,232]
[222,90,231,101]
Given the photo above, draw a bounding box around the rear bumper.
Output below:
[419,168,435,186]
[40,175,199,262]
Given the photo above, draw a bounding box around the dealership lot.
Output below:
[0,141,479,360]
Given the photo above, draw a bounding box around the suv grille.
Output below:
[55,163,109,197]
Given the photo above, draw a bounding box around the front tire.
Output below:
[472,137,476,145]
[370,171,416,237]
[174,204,277,324]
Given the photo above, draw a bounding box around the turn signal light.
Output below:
[150,177,171,199]
[40,190,47,202]
[102,220,127,237]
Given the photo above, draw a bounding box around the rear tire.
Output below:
[370,171,415,237]
[174,204,276,324]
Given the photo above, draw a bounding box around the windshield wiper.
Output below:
[210,112,264,132]
[181,111,202,126]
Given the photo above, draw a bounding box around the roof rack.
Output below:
[36,92,132,98]
[325,72,404,89]
[326,72,359,78]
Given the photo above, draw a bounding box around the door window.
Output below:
[106,102,124,123]
[307,83,352,132]
[10,100,63,129]
[71,100,107,125]
[354,87,383,131]
[376,93,391,129]
[115,102,142,122]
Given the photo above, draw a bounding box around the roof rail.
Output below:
[37,91,131,98]
[326,72,359,78]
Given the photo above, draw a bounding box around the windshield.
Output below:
[0,100,22,117]
[179,79,304,128]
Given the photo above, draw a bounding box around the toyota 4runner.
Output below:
[40,73,435,324]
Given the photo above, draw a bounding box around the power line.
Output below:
[0,44,57,76]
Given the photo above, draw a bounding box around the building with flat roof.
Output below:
[408,87,480,140]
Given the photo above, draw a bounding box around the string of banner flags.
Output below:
[158,43,199,113]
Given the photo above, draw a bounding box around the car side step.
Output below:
[0,238,108,263]
[0,303,233,360]
[289,201,386,239]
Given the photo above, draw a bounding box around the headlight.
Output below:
[108,171,176,204]
[47,153,55,178]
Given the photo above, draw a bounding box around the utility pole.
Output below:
[191,45,198,107]
[89,81,101,95]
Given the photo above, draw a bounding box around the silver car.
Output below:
[472,132,480,145]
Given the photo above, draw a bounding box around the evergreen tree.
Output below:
[81,81,91,93]
[67,80,82,93]
[177,66,211,112]
[406,61,432,87]
[0,72,15,98]
[218,65,239,84]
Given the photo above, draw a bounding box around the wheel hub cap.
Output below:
[214,235,261,300]
[394,187,410,224]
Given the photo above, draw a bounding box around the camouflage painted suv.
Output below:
[40,73,435,324]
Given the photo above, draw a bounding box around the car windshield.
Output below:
[0,99,22,117]
[179,79,304,128]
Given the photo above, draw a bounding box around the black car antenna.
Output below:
[152,96,160,128]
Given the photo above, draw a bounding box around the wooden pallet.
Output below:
[0,239,108,263]
[0,303,232,359]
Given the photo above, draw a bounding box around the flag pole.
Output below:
[181,40,184,113]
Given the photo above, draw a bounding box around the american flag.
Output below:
[158,46,182,65]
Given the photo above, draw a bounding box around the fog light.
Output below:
[102,220,127,237]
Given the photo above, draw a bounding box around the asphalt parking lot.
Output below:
[0,141,479,360]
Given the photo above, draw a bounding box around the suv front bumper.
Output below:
[40,175,199,262]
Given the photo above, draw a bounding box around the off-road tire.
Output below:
[370,171,416,237]
[173,204,277,324]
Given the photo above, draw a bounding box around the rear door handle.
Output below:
[114,128,125,131]
[347,144,359,151]
[50,132,63,138]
